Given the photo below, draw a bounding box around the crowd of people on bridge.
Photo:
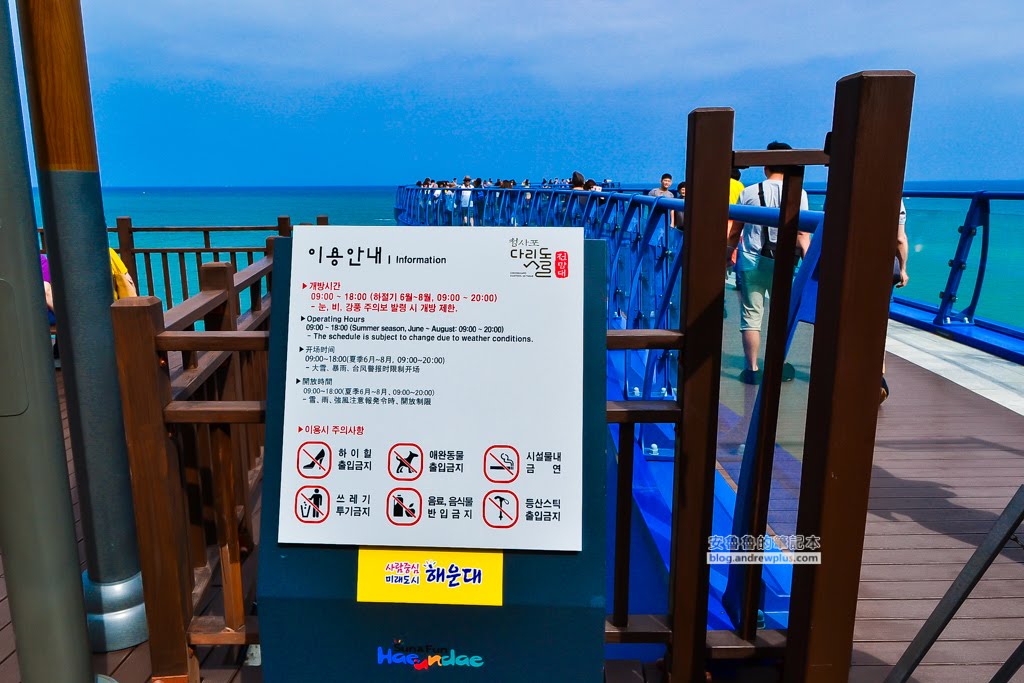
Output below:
[410,148,907,402]
[411,172,619,226]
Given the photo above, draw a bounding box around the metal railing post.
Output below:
[934,193,986,325]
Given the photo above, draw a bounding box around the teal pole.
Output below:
[0,2,113,681]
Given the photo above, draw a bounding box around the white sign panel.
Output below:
[278,226,584,551]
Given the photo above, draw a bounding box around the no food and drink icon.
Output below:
[297,441,331,479]
[387,488,422,526]
[295,486,330,524]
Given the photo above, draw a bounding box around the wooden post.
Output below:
[112,297,199,682]
[611,421,635,627]
[729,165,807,638]
[116,216,140,287]
[316,214,328,225]
[176,412,209,570]
[783,70,915,683]
[266,235,277,295]
[277,215,292,237]
[669,107,732,682]
[199,262,252,628]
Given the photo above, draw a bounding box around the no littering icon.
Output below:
[295,486,330,524]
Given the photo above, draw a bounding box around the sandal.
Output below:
[880,376,889,404]
[782,362,796,382]
[739,369,762,385]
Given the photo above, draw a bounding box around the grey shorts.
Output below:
[736,259,775,331]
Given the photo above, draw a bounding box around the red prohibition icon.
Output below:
[295,486,330,524]
[297,441,331,478]
[483,490,519,529]
[388,443,424,482]
[484,445,520,484]
[386,488,422,526]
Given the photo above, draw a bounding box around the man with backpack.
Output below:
[727,142,811,384]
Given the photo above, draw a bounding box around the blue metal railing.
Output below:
[395,182,1024,633]
[398,185,1024,366]
[395,184,825,400]
[807,189,1024,365]
[396,183,824,631]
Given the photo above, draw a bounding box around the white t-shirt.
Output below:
[736,179,809,272]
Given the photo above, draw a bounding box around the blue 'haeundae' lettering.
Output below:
[377,647,485,669]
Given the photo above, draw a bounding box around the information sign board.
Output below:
[278,226,584,551]
[257,236,607,682]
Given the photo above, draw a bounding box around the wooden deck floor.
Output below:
[850,354,1024,682]
[3,353,1024,682]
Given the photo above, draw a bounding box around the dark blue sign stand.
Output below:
[258,237,607,681]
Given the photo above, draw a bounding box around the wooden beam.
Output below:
[164,290,229,332]
[606,401,682,423]
[164,401,266,424]
[157,331,270,352]
[706,629,787,660]
[733,149,829,168]
[187,615,260,646]
[606,329,685,350]
[605,614,672,644]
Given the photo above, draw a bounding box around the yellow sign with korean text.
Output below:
[356,548,503,606]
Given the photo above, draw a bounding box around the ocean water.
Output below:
[32,182,1024,329]
[809,180,1024,329]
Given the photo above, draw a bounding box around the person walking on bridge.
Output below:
[881,199,910,402]
[728,142,811,384]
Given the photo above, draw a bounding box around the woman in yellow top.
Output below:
[109,248,137,300]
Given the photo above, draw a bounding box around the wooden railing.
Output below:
[39,215,327,309]
[111,240,279,683]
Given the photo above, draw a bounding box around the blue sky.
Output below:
[10,1,1024,186]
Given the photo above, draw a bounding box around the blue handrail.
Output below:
[397,184,1024,367]
[806,188,1024,365]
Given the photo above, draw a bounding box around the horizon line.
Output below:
[27,178,1024,191]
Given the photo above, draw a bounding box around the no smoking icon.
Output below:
[484,445,519,484]
[388,443,424,481]
[297,441,331,479]
[483,490,519,529]
[387,488,422,526]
